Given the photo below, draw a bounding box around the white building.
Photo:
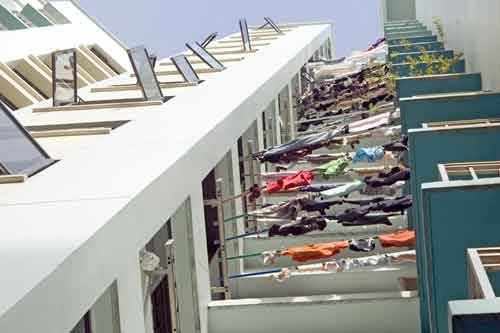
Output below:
[0,1,418,333]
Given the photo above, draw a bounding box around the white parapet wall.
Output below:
[209,291,420,333]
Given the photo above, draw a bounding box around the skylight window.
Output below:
[200,32,218,48]
[44,47,171,110]
[185,42,225,71]
[170,55,200,84]
[263,17,283,34]
[0,102,54,176]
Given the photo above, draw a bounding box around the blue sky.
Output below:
[79,0,381,58]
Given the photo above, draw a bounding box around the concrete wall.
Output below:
[415,0,500,91]
[209,292,419,333]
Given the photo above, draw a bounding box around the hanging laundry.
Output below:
[379,230,416,248]
[247,184,261,202]
[343,197,386,206]
[366,37,386,51]
[369,195,412,213]
[249,197,306,220]
[347,112,391,133]
[270,251,416,282]
[261,171,301,182]
[298,183,340,193]
[383,135,408,152]
[301,198,344,215]
[349,238,376,252]
[255,127,347,163]
[266,171,314,193]
[282,240,349,263]
[268,216,327,237]
[364,167,410,187]
[320,180,366,198]
[314,157,350,178]
[339,214,394,227]
[361,182,404,196]
[352,146,385,163]
[329,206,372,222]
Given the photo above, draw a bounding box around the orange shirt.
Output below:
[379,230,415,248]
[282,241,349,263]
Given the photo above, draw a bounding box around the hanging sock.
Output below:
[282,240,349,263]
[352,146,385,163]
[266,171,314,193]
[379,230,416,248]
[262,251,280,265]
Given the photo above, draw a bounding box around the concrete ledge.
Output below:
[209,291,419,333]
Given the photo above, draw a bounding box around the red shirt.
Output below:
[266,171,314,193]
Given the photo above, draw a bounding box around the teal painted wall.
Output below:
[386,30,433,39]
[389,42,444,54]
[422,183,500,333]
[0,4,26,30]
[390,50,454,64]
[391,58,465,78]
[20,4,52,27]
[400,91,500,134]
[408,127,500,332]
[396,73,481,99]
[385,23,424,32]
[388,35,437,46]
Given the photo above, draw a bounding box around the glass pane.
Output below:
[127,47,163,101]
[53,49,77,107]
[264,17,282,34]
[171,55,199,83]
[239,19,251,51]
[186,42,224,70]
[0,104,54,175]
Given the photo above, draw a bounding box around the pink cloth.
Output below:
[349,112,391,133]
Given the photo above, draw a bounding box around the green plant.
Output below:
[391,18,464,78]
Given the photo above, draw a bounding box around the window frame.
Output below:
[0,103,55,176]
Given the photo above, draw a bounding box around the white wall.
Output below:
[209,292,419,333]
[415,0,500,91]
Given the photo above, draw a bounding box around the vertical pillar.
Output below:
[274,98,282,145]
[116,259,148,333]
[171,200,201,333]
[189,187,211,333]
[287,82,296,139]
